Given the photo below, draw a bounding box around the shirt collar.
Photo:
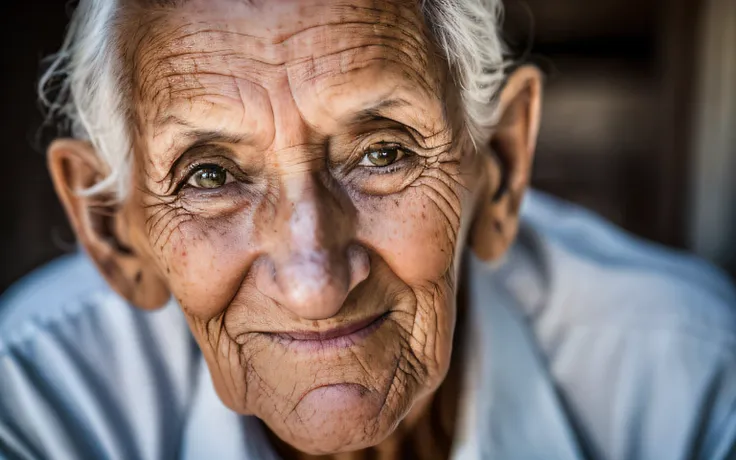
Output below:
[460,248,584,460]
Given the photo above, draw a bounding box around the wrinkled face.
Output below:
[123,0,485,453]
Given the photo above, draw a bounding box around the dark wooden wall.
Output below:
[0,2,74,293]
[505,0,701,248]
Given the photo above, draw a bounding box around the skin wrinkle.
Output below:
[148,72,442,185]
[152,21,430,68]
[108,0,494,456]
[154,211,190,251]
[227,61,250,130]
[146,202,179,237]
[149,72,258,134]
[143,197,187,254]
[122,11,178,142]
[416,184,460,245]
[139,23,436,131]
[411,285,444,374]
[136,17,434,101]
[290,52,428,100]
[290,50,437,109]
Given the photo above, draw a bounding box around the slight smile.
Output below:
[265,312,391,352]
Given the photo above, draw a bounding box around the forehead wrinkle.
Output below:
[135,19,433,136]
[163,0,425,43]
[127,0,450,176]
[146,77,269,134]
[130,0,436,106]
[290,49,437,103]
[288,55,446,139]
[130,0,431,84]
[138,19,430,93]
[272,142,327,174]
[151,26,439,136]
[145,58,272,121]
[283,26,432,82]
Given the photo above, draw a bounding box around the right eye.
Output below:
[186,164,233,189]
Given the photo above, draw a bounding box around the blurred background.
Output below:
[0,0,734,293]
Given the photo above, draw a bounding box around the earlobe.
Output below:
[469,65,543,261]
[48,139,170,310]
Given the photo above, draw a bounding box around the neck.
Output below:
[268,278,469,460]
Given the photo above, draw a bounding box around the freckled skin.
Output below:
[120,0,486,455]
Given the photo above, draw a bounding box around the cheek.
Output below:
[356,187,463,284]
[156,209,258,319]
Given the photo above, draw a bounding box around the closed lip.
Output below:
[267,312,390,350]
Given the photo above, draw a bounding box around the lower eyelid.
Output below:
[180,179,244,199]
[361,158,411,174]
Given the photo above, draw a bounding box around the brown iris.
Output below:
[366,147,401,167]
[190,165,228,189]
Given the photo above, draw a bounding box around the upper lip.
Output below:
[271,313,388,342]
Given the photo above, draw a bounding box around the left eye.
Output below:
[359,146,406,167]
[186,164,232,189]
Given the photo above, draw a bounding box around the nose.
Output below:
[256,173,370,320]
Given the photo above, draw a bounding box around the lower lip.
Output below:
[271,313,389,352]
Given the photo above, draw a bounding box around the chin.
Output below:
[263,381,414,455]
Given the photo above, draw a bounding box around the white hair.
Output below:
[39,0,508,200]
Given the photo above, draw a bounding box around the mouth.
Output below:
[268,312,390,351]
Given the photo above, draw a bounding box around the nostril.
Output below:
[254,257,281,302]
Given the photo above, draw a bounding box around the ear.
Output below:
[48,139,170,310]
[470,65,543,261]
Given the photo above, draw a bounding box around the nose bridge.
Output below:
[282,171,341,254]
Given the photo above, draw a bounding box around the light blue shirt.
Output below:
[1,191,735,460]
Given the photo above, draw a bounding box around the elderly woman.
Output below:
[1,0,735,459]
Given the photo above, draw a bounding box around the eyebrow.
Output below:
[155,97,427,169]
[348,98,411,125]
[155,114,252,167]
[156,115,249,143]
[177,129,249,147]
[346,97,431,139]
